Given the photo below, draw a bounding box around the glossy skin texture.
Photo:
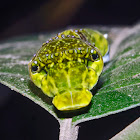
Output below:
[28,29,108,111]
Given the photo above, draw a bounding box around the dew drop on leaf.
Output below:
[131,54,134,57]
[20,78,24,81]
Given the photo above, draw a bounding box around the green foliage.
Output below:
[0,29,140,125]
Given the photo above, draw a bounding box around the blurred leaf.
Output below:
[111,117,140,140]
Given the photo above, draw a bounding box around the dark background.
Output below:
[1,0,140,40]
[0,0,140,140]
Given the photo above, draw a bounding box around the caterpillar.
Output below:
[28,29,109,111]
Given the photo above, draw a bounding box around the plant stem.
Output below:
[59,118,79,140]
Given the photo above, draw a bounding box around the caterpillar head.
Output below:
[28,37,103,111]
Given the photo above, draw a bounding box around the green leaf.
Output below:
[0,35,59,120]
[72,27,140,124]
[111,117,140,140]
[0,27,140,126]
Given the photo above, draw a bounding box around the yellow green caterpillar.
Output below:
[28,29,109,111]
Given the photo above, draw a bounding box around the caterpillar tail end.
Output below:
[52,89,93,111]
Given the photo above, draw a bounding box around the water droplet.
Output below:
[34,61,37,64]
[20,78,24,81]
[103,34,108,39]
[91,49,94,53]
